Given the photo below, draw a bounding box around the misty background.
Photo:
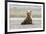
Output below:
[9,4,41,18]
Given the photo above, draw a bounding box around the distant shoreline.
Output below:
[10,16,41,18]
[9,18,41,20]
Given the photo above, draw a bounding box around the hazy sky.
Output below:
[9,4,42,17]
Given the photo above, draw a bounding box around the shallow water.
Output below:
[9,18,41,29]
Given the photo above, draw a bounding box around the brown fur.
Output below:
[21,11,32,25]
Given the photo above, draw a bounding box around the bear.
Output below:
[21,10,32,25]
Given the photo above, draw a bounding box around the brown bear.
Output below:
[21,10,32,25]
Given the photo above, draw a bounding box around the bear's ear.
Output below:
[28,10,30,12]
[30,11,32,12]
[27,10,32,12]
